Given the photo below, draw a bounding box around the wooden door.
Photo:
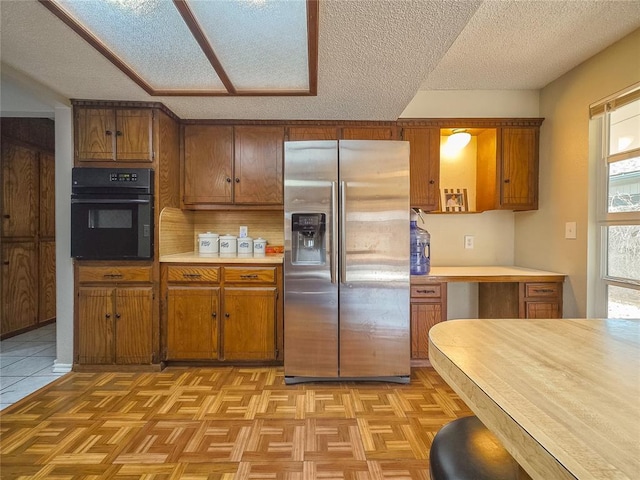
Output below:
[115,109,154,162]
[403,128,441,211]
[75,108,116,162]
[222,287,276,360]
[288,126,339,141]
[114,287,153,364]
[500,127,538,209]
[167,286,220,359]
[77,287,114,364]
[39,152,56,238]
[2,143,38,237]
[233,126,284,204]
[1,242,38,335]
[410,302,442,359]
[341,127,397,140]
[39,241,56,323]
[183,125,234,205]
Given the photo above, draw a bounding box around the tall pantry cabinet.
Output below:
[1,118,56,338]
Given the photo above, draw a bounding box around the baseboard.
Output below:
[52,361,72,373]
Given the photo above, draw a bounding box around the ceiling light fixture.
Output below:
[447,129,472,150]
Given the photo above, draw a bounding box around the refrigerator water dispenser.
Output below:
[291,213,326,265]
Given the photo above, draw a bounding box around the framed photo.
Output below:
[442,188,468,212]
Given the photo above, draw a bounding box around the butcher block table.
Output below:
[429,318,640,480]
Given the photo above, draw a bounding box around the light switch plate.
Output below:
[565,222,577,239]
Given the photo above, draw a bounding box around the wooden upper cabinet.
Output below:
[39,152,55,238]
[234,126,284,205]
[402,128,440,211]
[183,125,234,205]
[75,108,153,163]
[341,127,398,140]
[500,127,538,210]
[2,143,38,238]
[287,126,339,141]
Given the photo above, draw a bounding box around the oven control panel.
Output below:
[110,172,138,182]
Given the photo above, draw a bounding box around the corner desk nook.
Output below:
[410,266,565,361]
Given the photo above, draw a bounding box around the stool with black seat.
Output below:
[429,415,531,480]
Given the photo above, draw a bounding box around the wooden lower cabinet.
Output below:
[1,242,38,335]
[519,282,563,319]
[163,264,281,363]
[75,263,156,367]
[410,282,447,360]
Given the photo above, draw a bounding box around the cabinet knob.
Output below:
[225,313,230,318]
[429,179,435,185]
[3,260,9,266]
[235,178,240,183]
[2,214,10,219]
[226,177,232,183]
[212,312,217,318]
[116,130,123,137]
[504,179,511,183]
[105,313,111,318]
[115,313,121,319]
[105,130,112,136]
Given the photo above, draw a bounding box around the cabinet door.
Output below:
[2,143,38,237]
[500,127,538,210]
[183,125,234,204]
[1,242,38,335]
[288,126,339,141]
[525,301,560,319]
[75,108,116,162]
[233,126,284,204]
[167,286,220,359]
[115,287,153,364]
[39,241,56,323]
[77,287,114,364]
[115,109,154,162]
[39,152,56,238]
[342,127,397,140]
[222,287,276,360]
[403,128,440,211]
[410,302,442,359]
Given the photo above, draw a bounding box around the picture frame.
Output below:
[442,188,468,212]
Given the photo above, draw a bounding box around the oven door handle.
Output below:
[71,198,151,204]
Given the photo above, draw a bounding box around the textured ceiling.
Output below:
[1,0,640,121]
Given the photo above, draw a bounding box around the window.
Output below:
[593,85,640,318]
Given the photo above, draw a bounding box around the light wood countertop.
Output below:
[429,318,640,480]
[160,252,283,264]
[413,265,566,283]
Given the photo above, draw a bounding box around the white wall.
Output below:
[515,28,640,317]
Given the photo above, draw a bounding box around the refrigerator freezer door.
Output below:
[338,140,410,378]
[284,141,339,378]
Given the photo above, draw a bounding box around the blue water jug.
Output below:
[410,219,431,275]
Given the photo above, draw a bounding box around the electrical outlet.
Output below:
[565,222,577,239]
[464,235,474,249]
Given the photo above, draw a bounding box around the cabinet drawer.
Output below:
[411,284,442,298]
[167,266,220,283]
[224,266,276,284]
[525,282,560,298]
[78,265,152,283]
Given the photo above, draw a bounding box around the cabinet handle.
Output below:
[212,312,217,318]
[105,313,111,318]
[226,177,232,183]
[417,289,435,294]
[240,274,259,279]
[115,313,121,319]
[235,178,240,183]
[103,273,123,279]
[533,289,554,294]
[183,273,201,279]
[116,130,123,137]
[2,214,9,219]
[105,130,112,136]
[225,313,230,318]
[429,179,435,185]
[504,179,510,183]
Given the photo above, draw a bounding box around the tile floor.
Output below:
[0,323,64,410]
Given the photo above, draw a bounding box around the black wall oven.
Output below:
[71,167,154,260]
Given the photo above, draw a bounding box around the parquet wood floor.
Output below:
[0,367,472,479]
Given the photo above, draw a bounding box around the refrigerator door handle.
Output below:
[331,181,338,284]
[340,181,347,284]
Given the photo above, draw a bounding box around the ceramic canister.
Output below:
[219,234,237,254]
[253,237,267,255]
[198,232,219,254]
[237,236,253,254]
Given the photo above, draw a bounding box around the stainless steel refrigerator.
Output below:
[284,140,410,384]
